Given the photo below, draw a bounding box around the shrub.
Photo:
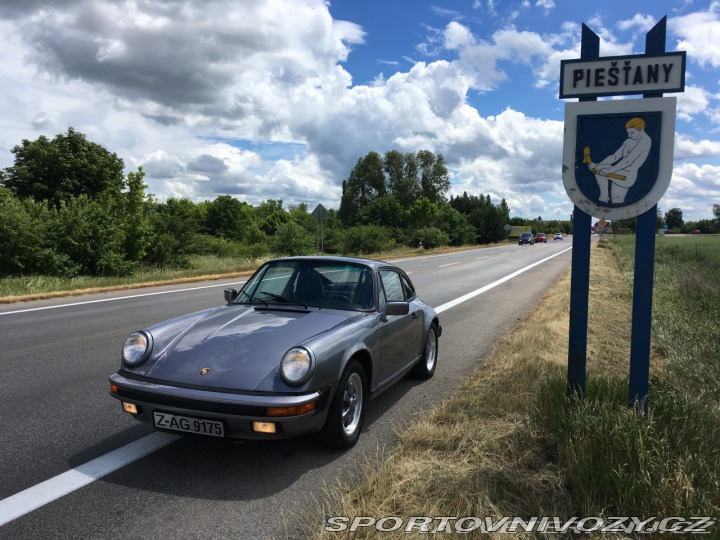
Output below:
[341,225,395,254]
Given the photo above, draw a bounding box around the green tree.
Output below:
[3,127,126,206]
[338,151,386,225]
[384,150,419,210]
[0,189,72,275]
[270,221,314,256]
[665,208,684,230]
[123,167,152,262]
[341,225,395,254]
[355,195,406,229]
[450,192,508,244]
[206,195,256,242]
[289,203,317,236]
[53,194,133,275]
[255,199,284,221]
[417,150,450,203]
[145,198,203,267]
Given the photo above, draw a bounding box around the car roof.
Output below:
[268,255,392,271]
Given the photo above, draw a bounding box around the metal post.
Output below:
[566,24,599,399]
[628,17,667,410]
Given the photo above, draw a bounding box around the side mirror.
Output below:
[224,288,238,304]
[385,301,410,317]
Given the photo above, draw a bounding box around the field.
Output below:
[306,235,720,538]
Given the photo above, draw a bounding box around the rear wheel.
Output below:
[320,360,366,449]
[411,324,438,379]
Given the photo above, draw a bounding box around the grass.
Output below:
[0,256,263,302]
[304,236,720,538]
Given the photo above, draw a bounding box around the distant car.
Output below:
[109,256,440,450]
[535,233,547,243]
[518,232,534,245]
[554,232,563,240]
[690,229,701,234]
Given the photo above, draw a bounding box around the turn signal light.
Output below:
[266,401,316,417]
[253,422,277,434]
[110,384,119,394]
[122,402,139,414]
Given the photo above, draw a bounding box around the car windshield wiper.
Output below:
[235,292,268,306]
[258,291,308,309]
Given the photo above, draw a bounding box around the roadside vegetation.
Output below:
[1,128,572,300]
[306,236,720,538]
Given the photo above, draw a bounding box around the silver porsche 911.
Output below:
[109,256,440,449]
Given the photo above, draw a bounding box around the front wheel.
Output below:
[411,324,438,379]
[320,360,367,449]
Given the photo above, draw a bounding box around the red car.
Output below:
[535,233,547,243]
[690,230,701,234]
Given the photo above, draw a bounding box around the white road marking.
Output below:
[0,432,180,526]
[0,281,247,317]
[438,262,461,268]
[0,246,573,525]
[435,247,572,314]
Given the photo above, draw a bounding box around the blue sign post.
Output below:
[561,17,682,411]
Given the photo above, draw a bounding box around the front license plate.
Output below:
[153,411,225,437]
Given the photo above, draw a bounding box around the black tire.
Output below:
[320,360,367,449]
[411,324,438,379]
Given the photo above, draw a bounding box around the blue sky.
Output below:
[0,0,718,222]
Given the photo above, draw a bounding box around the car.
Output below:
[518,232,534,245]
[535,233,547,243]
[109,256,441,450]
[690,229,701,234]
[554,232,563,240]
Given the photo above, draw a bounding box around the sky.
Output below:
[1,0,719,222]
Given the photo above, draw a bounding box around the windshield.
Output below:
[236,260,374,311]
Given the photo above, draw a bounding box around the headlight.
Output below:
[122,331,152,367]
[280,347,314,386]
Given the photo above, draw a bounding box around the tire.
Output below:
[320,360,367,449]
[411,324,438,379]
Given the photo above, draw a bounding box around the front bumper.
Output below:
[109,372,332,440]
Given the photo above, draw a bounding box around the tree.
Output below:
[3,128,126,206]
[338,152,385,225]
[123,167,152,262]
[206,195,256,242]
[270,221,314,256]
[665,208,684,230]
[417,150,450,203]
[384,150,419,210]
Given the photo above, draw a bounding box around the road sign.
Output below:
[560,52,686,99]
[311,204,328,222]
[562,97,676,220]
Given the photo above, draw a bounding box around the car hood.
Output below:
[141,306,356,391]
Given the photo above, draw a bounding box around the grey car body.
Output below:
[109,256,441,449]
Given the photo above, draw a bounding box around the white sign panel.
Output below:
[562,97,676,220]
[560,53,685,98]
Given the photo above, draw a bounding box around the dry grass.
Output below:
[304,244,645,539]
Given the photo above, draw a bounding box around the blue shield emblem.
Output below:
[575,112,662,208]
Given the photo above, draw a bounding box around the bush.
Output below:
[341,225,396,254]
[270,221,315,256]
[409,227,450,249]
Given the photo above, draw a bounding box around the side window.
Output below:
[401,274,415,300]
[379,270,404,302]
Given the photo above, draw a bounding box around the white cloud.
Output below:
[670,2,720,69]
[1,0,718,224]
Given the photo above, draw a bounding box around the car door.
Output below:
[377,269,423,382]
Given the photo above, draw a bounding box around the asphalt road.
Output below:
[0,239,573,539]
